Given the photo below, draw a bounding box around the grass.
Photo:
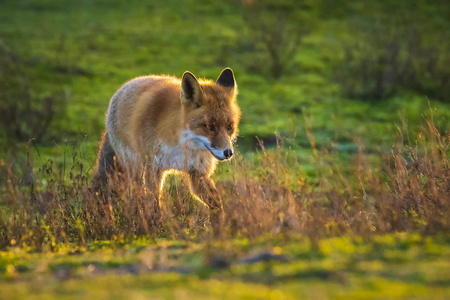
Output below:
[1,0,449,153]
[1,105,448,246]
[1,234,449,299]
[0,107,447,298]
[1,0,450,299]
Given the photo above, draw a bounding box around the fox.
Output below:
[91,68,240,224]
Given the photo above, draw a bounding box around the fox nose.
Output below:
[223,149,233,159]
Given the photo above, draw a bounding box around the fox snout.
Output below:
[182,130,235,161]
[214,147,233,160]
[210,138,234,160]
[207,145,234,161]
[223,148,233,159]
[210,131,235,161]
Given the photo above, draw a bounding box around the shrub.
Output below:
[0,46,68,147]
[333,2,450,101]
[239,0,318,79]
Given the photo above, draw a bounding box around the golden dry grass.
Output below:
[0,109,448,250]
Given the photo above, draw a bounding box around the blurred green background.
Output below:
[1,0,449,163]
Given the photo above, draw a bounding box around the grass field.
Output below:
[1,0,449,299]
[2,234,449,299]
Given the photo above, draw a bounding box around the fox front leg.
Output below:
[188,171,224,234]
[188,171,222,209]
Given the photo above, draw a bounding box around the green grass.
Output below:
[1,0,449,156]
[1,234,449,299]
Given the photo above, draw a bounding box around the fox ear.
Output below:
[216,68,235,89]
[181,71,203,108]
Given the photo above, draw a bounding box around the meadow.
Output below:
[0,0,449,299]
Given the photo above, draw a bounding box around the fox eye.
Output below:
[206,124,216,132]
[227,124,233,131]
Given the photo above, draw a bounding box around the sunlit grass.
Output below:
[0,233,449,299]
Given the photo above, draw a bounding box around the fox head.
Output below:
[180,68,241,161]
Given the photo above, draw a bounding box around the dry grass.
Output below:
[0,110,448,250]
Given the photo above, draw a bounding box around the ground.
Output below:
[1,234,450,299]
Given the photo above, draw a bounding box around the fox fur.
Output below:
[92,68,240,215]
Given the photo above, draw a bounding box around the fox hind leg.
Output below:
[143,167,163,219]
[91,131,122,191]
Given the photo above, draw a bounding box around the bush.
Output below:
[239,0,318,79]
[333,2,450,101]
[0,46,68,147]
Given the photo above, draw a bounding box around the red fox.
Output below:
[92,68,240,221]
